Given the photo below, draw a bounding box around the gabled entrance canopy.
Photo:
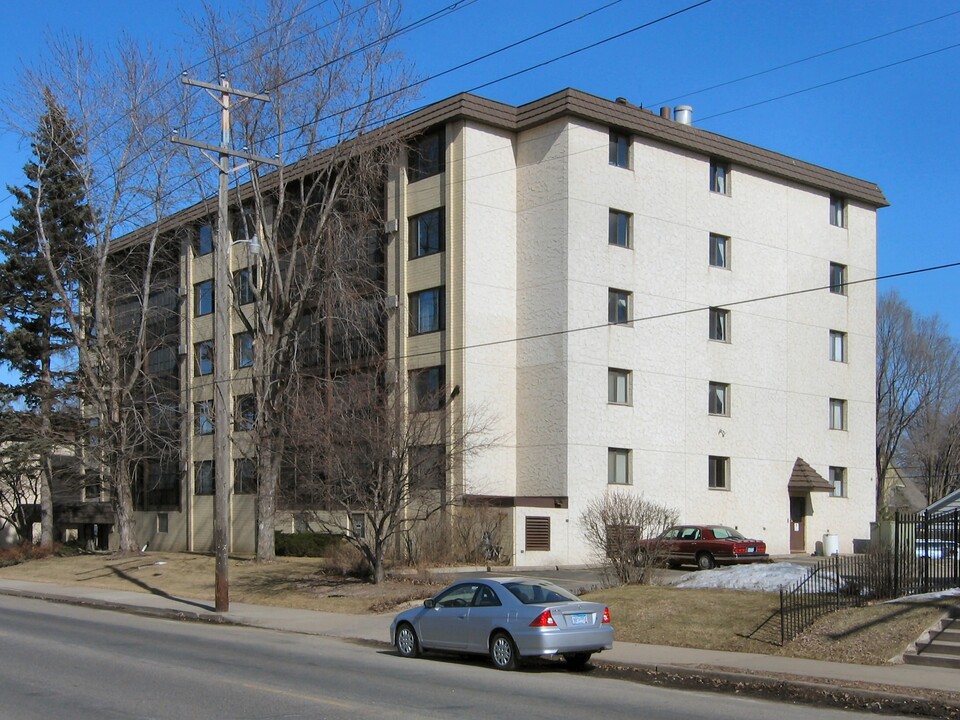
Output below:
[787,457,834,493]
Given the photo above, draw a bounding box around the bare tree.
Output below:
[875,290,956,517]
[5,38,188,553]
[281,369,496,584]
[183,0,412,561]
[579,491,677,585]
[0,416,42,544]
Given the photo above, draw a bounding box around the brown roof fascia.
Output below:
[114,87,886,251]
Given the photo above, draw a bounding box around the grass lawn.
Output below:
[0,550,954,664]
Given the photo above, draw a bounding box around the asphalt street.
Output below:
[0,594,913,720]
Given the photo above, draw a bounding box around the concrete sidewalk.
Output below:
[1,577,957,707]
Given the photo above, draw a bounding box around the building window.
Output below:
[830,466,846,497]
[709,455,729,489]
[409,365,445,412]
[235,394,256,431]
[830,195,846,228]
[195,223,214,256]
[233,207,257,242]
[709,381,730,416]
[194,280,214,317]
[609,130,630,168]
[135,460,179,511]
[709,159,729,194]
[608,210,632,248]
[157,513,169,533]
[234,268,256,305]
[234,458,257,495]
[194,400,214,436]
[409,287,444,335]
[709,233,729,268]
[829,262,847,295]
[830,330,846,362]
[409,444,445,492]
[408,128,444,182]
[608,288,632,325]
[409,208,445,259]
[608,448,631,485]
[194,340,214,376]
[608,368,631,405]
[525,516,550,551]
[195,460,215,495]
[351,512,366,539]
[709,307,730,342]
[829,398,847,430]
[235,332,254,369]
[147,345,177,376]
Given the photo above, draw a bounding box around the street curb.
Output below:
[592,659,960,718]
[5,585,959,717]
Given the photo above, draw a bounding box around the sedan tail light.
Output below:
[529,609,557,627]
[601,607,611,624]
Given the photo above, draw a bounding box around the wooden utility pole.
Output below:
[173,74,279,612]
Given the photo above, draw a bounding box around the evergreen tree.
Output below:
[0,88,89,547]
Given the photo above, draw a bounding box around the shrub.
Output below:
[274,531,340,557]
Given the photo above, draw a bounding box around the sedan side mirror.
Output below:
[424,598,435,609]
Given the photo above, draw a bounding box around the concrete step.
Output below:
[922,639,960,656]
[903,651,960,670]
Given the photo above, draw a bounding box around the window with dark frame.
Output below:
[235,394,256,431]
[409,365,445,412]
[608,368,631,405]
[830,466,846,497]
[194,340,214,376]
[233,207,257,242]
[407,128,444,182]
[409,287,444,335]
[608,448,631,485]
[609,130,630,169]
[157,513,169,533]
[194,279,214,316]
[409,444,445,492]
[134,460,179,511]
[195,460,215,495]
[234,268,256,305]
[195,223,214,255]
[409,208,445,259]
[829,262,847,294]
[608,288,631,324]
[525,516,550,551]
[709,455,729,489]
[194,400,214,436]
[829,398,847,430]
[710,159,729,194]
[830,330,846,362]
[709,233,729,268]
[830,195,846,228]
[709,381,730,416]
[234,458,257,495]
[608,209,631,248]
[709,307,730,342]
[235,332,254,369]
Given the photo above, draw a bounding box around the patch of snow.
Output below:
[671,563,820,592]
[883,587,960,604]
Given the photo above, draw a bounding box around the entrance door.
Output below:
[789,496,806,553]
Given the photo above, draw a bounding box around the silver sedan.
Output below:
[390,577,613,670]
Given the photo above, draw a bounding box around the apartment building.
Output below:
[133,88,886,564]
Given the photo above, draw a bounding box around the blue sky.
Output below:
[2,0,959,338]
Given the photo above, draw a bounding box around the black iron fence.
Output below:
[778,509,959,645]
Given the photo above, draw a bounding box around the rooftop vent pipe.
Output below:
[659,106,671,119]
[674,105,693,125]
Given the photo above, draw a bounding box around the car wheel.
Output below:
[396,623,421,658]
[489,631,519,671]
[563,652,592,671]
[696,552,716,570]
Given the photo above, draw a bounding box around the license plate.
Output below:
[569,613,590,625]
[746,547,756,553]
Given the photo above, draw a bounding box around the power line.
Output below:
[697,42,960,123]
[651,8,960,107]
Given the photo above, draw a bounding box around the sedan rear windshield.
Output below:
[712,527,745,540]
[503,581,579,605]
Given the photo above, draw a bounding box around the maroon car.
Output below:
[638,525,768,570]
